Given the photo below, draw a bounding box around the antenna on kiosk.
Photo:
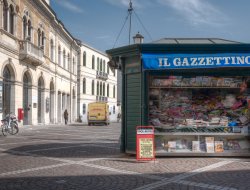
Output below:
[112,0,152,48]
[128,0,133,45]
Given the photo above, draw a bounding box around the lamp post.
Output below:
[133,32,144,44]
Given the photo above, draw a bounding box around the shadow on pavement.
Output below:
[0,169,250,190]
[3,142,121,159]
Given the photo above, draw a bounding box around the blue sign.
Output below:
[142,53,250,70]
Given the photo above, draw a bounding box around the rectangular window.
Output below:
[83,104,86,114]
[113,86,116,98]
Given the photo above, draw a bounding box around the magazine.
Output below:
[215,141,224,153]
[205,137,215,153]
[192,141,200,152]
[168,141,176,152]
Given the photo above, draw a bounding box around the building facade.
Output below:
[78,43,118,124]
[0,0,79,125]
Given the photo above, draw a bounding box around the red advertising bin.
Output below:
[18,108,24,121]
[136,126,155,161]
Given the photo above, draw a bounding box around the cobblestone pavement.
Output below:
[0,123,249,190]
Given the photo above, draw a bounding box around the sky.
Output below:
[50,0,250,52]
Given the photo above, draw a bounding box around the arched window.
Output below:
[92,55,95,69]
[107,84,109,97]
[100,59,102,71]
[50,40,54,61]
[97,58,99,71]
[92,80,95,95]
[41,31,45,50]
[113,85,116,98]
[3,66,11,81]
[97,81,99,95]
[73,57,75,74]
[82,78,86,94]
[103,61,106,73]
[9,5,14,35]
[58,46,61,66]
[83,51,86,66]
[23,16,27,40]
[67,53,70,70]
[3,66,12,116]
[3,1,8,31]
[63,49,66,68]
[27,20,32,40]
[107,65,110,75]
[38,29,41,46]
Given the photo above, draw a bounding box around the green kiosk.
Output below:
[107,38,250,156]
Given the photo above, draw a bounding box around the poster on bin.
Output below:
[136,126,155,161]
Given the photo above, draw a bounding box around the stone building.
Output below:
[0,0,79,125]
[78,43,118,124]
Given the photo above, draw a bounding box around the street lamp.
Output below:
[133,32,144,44]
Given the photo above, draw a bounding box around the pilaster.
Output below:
[0,1,3,29]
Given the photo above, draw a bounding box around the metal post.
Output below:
[128,0,133,45]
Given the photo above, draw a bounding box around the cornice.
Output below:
[0,41,19,57]
[26,0,79,48]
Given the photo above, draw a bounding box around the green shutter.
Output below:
[125,73,141,151]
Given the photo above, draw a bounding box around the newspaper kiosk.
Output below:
[107,38,250,156]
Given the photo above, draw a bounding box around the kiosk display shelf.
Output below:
[149,75,250,155]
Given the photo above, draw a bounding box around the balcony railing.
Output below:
[96,96,108,102]
[19,40,44,66]
[96,71,108,80]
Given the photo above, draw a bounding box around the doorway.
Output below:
[23,72,32,125]
[37,77,44,124]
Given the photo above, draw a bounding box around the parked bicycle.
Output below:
[1,113,19,136]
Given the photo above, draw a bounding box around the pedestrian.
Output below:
[64,109,68,125]
[117,113,121,122]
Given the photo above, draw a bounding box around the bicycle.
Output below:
[1,113,19,136]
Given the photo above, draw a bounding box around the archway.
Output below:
[37,76,45,124]
[57,91,62,123]
[23,71,32,125]
[49,81,55,123]
[2,66,14,117]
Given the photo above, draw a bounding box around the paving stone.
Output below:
[0,164,158,190]
[186,161,250,190]
[88,157,222,178]
[0,154,63,174]
[154,182,212,190]
[0,123,249,190]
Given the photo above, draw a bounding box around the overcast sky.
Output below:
[51,0,250,52]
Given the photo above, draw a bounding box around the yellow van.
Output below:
[88,102,110,125]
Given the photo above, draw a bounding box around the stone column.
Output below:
[31,86,38,125]
[0,1,3,29]
[43,89,50,124]
[50,90,55,124]
[57,92,62,123]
